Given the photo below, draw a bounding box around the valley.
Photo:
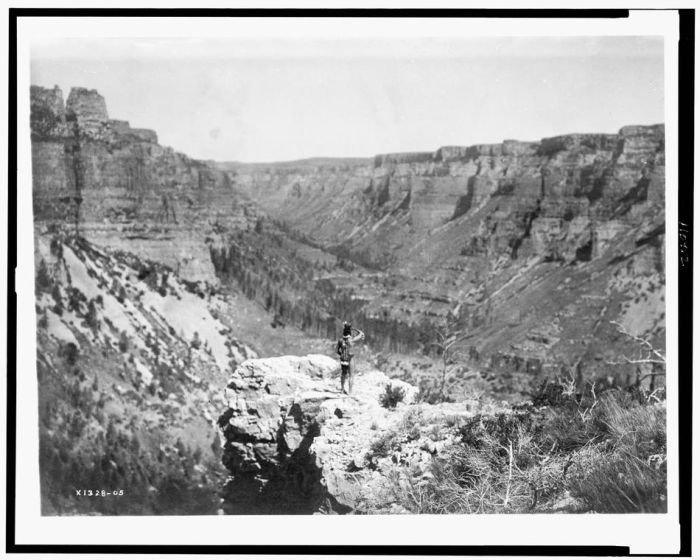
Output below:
[30,85,667,515]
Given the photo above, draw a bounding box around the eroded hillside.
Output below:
[221,126,666,391]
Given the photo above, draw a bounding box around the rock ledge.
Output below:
[218,354,487,514]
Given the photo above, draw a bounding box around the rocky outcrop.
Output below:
[217,354,498,514]
[31,85,259,282]
[66,87,109,130]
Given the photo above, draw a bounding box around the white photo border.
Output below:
[9,8,684,555]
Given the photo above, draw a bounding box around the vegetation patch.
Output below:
[380,384,405,409]
[381,382,666,514]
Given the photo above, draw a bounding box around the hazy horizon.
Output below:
[31,36,664,162]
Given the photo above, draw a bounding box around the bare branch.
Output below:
[605,358,666,366]
[609,321,666,363]
[639,372,667,380]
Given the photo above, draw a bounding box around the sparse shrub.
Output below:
[158,273,169,297]
[380,384,405,409]
[51,285,63,315]
[417,381,441,404]
[417,377,456,404]
[49,237,62,257]
[67,287,85,313]
[85,299,99,330]
[94,408,105,425]
[61,342,79,366]
[175,437,187,457]
[591,393,666,456]
[567,445,666,513]
[399,408,422,431]
[370,431,399,458]
[117,285,127,304]
[382,379,667,515]
[36,259,52,292]
[428,424,442,441]
[37,310,48,329]
[191,331,202,350]
[374,353,389,371]
[118,331,129,353]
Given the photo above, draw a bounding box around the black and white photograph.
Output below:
[8,8,688,554]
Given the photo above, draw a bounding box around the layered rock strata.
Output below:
[222,125,666,381]
[31,85,259,281]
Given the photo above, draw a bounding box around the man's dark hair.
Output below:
[343,322,352,337]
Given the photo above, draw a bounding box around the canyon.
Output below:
[30,85,667,514]
[221,124,665,385]
[32,85,666,387]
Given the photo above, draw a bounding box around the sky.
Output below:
[30,36,665,163]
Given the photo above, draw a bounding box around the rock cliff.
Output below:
[226,126,663,270]
[31,85,666,397]
[31,85,259,282]
[221,125,666,388]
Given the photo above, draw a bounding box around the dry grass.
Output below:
[567,395,667,512]
[381,385,666,514]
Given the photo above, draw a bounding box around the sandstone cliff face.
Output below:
[228,126,663,269]
[31,85,258,282]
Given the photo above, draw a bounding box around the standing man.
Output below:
[336,321,365,395]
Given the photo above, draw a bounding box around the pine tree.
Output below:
[86,299,99,330]
[191,331,201,350]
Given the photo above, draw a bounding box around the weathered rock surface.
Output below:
[31,85,260,282]
[224,125,664,270]
[218,354,495,514]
